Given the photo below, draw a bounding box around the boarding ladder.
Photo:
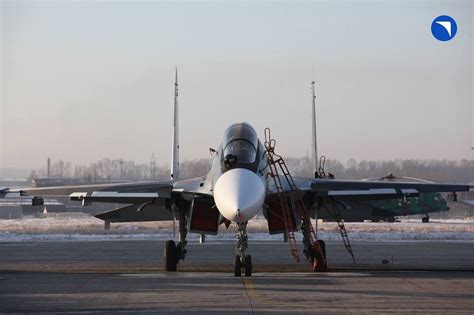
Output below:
[317,158,356,264]
[264,128,327,269]
[326,206,356,263]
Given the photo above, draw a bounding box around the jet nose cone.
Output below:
[214,168,265,222]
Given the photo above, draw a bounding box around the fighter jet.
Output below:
[3,71,472,276]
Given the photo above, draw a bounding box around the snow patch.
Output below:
[0,217,473,242]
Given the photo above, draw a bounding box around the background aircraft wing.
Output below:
[460,199,474,207]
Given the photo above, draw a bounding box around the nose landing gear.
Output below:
[234,222,252,276]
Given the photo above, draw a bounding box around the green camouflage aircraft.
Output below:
[317,173,449,223]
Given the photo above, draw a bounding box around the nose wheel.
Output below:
[244,255,252,276]
[233,254,252,277]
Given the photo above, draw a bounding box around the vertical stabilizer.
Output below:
[170,68,180,180]
[311,77,318,177]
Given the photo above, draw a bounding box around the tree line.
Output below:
[31,157,474,183]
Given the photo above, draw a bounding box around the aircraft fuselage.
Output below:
[210,122,268,222]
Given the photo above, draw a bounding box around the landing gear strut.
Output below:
[164,208,188,271]
[234,222,252,276]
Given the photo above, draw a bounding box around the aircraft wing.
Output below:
[14,177,211,199]
[2,177,212,222]
[294,177,472,201]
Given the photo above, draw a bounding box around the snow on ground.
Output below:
[0,217,473,242]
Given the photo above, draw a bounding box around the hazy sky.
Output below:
[1,0,473,171]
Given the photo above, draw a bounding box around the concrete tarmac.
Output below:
[1,240,474,313]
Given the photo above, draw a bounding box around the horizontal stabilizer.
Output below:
[95,203,173,222]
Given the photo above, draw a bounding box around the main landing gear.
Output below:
[163,211,254,276]
[164,210,188,271]
[310,240,327,272]
[164,240,178,271]
[233,222,252,277]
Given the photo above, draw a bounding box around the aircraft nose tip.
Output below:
[213,168,265,222]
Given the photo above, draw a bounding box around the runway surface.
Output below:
[1,240,474,313]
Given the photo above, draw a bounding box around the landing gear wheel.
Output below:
[244,255,252,277]
[422,216,430,223]
[233,255,242,277]
[317,240,326,258]
[312,240,328,272]
[164,240,177,271]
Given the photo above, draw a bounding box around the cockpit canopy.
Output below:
[223,123,258,165]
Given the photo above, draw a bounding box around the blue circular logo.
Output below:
[431,15,457,41]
